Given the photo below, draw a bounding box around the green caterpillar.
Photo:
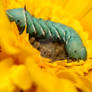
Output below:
[6,8,87,61]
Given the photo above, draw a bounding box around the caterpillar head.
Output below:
[6,8,26,34]
[65,38,87,61]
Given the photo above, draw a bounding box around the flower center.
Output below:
[29,37,67,62]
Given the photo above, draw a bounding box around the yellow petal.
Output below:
[54,79,77,92]
[2,0,26,10]
[0,78,15,92]
[26,58,78,92]
[80,10,92,39]
[0,58,15,92]
[0,58,14,77]
[64,0,92,18]
[78,77,92,92]
[0,2,20,54]
[26,58,56,92]
[10,65,32,90]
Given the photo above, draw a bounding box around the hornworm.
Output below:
[6,8,87,61]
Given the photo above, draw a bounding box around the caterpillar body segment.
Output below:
[38,19,52,39]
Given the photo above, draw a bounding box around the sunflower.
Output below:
[0,0,92,92]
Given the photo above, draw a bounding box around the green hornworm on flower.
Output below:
[6,8,87,61]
